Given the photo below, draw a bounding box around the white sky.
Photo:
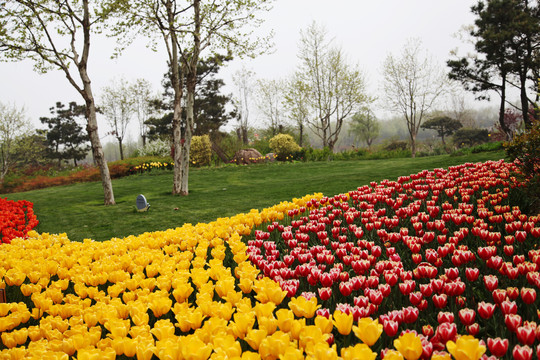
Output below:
[0,0,482,142]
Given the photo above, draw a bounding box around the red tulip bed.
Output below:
[246,159,540,359]
[0,198,38,244]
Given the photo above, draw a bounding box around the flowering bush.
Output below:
[136,139,172,158]
[505,118,540,213]
[0,159,539,359]
[0,198,38,244]
[190,135,212,167]
[269,134,301,161]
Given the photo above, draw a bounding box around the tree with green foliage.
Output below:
[157,54,236,138]
[448,0,540,136]
[121,0,272,195]
[420,116,463,145]
[40,102,90,166]
[349,109,380,149]
[383,38,448,158]
[453,128,490,148]
[0,102,31,182]
[0,0,119,204]
[11,132,50,171]
[293,22,369,152]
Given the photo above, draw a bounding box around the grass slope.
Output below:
[5,151,506,242]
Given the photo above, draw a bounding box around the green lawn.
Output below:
[5,151,506,242]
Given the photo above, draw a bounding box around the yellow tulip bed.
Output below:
[1,159,528,359]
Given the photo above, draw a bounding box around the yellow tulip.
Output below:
[341,343,377,360]
[1,332,17,348]
[290,318,306,341]
[276,309,295,333]
[288,296,320,318]
[333,310,354,335]
[181,335,213,360]
[231,312,256,339]
[394,332,424,360]
[172,282,194,303]
[258,331,291,360]
[299,325,326,352]
[307,342,339,360]
[212,334,242,358]
[280,347,305,360]
[12,328,28,345]
[245,329,267,350]
[136,341,156,360]
[382,350,405,360]
[105,318,130,339]
[151,319,176,340]
[240,351,261,360]
[4,269,26,286]
[148,295,172,318]
[446,335,486,360]
[353,317,383,346]
[431,351,453,360]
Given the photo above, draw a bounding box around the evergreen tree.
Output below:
[40,102,90,166]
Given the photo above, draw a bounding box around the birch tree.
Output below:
[0,0,119,204]
[122,0,273,195]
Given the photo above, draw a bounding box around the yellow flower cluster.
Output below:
[0,189,486,359]
[134,162,171,172]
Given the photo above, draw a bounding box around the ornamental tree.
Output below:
[0,0,120,204]
[420,116,463,145]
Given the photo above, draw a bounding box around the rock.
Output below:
[233,148,263,165]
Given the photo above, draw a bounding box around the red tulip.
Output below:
[521,288,537,305]
[507,287,520,300]
[492,289,507,304]
[422,324,434,338]
[318,287,332,301]
[339,281,353,297]
[487,337,508,357]
[467,323,480,336]
[437,311,454,324]
[505,314,523,332]
[402,306,419,324]
[501,300,518,315]
[517,326,536,346]
[477,301,496,319]
[458,308,476,326]
[483,274,499,292]
[433,294,448,309]
[382,319,399,337]
[436,322,457,343]
[465,268,480,282]
[368,289,383,305]
[513,345,533,360]
[319,272,333,287]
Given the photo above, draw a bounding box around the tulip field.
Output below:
[1,159,540,359]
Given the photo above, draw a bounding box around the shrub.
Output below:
[383,140,408,151]
[453,128,489,148]
[269,134,301,161]
[190,135,212,167]
[505,119,540,213]
[136,139,171,158]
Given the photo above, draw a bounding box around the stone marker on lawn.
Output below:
[136,194,150,212]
